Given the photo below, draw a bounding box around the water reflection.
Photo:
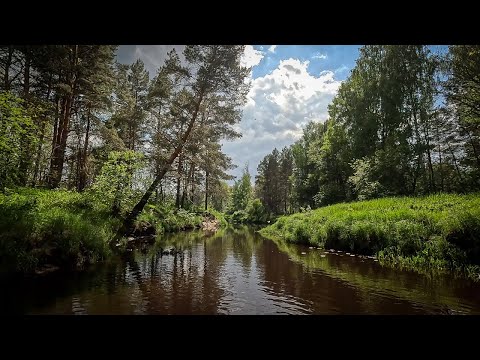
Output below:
[2,227,480,315]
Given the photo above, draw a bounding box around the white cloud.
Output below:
[241,45,264,68]
[268,45,277,53]
[312,52,327,60]
[223,58,342,180]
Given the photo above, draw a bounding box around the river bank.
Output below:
[0,188,224,275]
[260,193,480,280]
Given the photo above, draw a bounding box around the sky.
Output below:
[116,45,361,181]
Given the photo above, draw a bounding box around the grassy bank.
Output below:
[259,193,480,279]
[0,188,217,274]
[0,188,119,273]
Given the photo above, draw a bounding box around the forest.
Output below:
[255,46,480,212]
[1,45,479,279]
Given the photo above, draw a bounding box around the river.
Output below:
[2,227,480,314]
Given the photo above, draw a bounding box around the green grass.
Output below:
[259,193,480,279]
[0,188,119,273]
[0,188,231,274]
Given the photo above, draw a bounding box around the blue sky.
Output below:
[250,45,360,80]
[116,45,362,181]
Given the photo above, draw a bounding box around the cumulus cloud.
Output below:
[241,45,264,68]
[268,45,277,53]
[312,52,327,60]
[222,58,342,180]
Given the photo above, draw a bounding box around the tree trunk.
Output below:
[32,75,54,187]
[51,96,60,162]
[32,120,46,187]
[204,170,209,211]
[48,95,73,188]
[436,122,444,192]
[122,90,205,234]
[17,51,32,186]
[78,108,91,191]
[448,143,464,187]
[190,164,196,204]
[438,143,444,192]
[423,116,435,193]
[425,142,435,192]
[181,162,193,209]
[175,154,183,208]
[23,49,31,99]
[48,45,78,188]
[3,46,13,90]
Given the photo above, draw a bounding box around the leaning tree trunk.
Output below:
[175,153,184,208]
[204,169,209,211]
[121,90,205,235]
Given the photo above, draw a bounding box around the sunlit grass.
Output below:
[260,193,480,279]
[0,188,119,273]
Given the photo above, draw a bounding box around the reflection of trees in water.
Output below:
[269,239,480,314]
[118,230,228,314]
[230,226,257,271]
[11,227,480,314]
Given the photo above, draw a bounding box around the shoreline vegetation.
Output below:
[0,188,226,275]
[2,187,480,281]
[259,193,480,280]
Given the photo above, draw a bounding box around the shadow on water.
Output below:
[1,226,480,314]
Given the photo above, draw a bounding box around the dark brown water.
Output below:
[2,227,480,315]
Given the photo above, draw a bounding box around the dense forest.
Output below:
[256,46,480,214]
[1,45,480,278]
[0,46,249,217]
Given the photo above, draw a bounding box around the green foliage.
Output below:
[0,91,37,189]
[136,202,203,234]
[255,147,294,214]
[229,164,252,212]
[226,197,272,225]
[207,207,228,227]
[349,157,384,201]
[260,193,480,278]
[90,150,145,215]
[0,188,118,273]
[229,210,249,224]
[246,198,268,224]
[277,45,480,211]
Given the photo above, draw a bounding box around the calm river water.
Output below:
[2,227,480,314]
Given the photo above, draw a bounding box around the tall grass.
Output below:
[0,189,238,274]
[260,193,480,279]
[0,188,119,273]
